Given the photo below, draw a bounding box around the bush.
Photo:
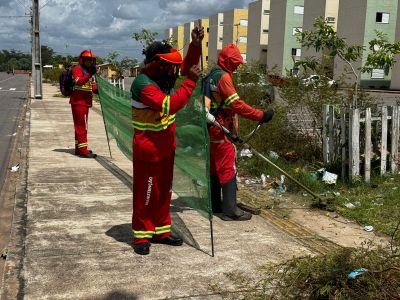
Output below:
[43,68,63,83]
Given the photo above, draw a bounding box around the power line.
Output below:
[0,15,30,18]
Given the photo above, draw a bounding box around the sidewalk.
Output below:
[19,83,312,299]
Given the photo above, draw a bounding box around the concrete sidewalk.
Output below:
[18,83,312,299]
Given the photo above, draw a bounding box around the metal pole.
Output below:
[32,0,42,99]
[210,219,215,257]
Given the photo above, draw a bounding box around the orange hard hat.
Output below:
[156,48,182,64]
[80,50,96,59]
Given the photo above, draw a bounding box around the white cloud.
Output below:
[0,0,253,59]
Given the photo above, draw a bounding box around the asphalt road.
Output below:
[0,72,28,193]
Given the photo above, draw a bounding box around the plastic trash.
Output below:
[333,192,341,196]
[275,175,286,195]
[261,174,267,187]
[322,171,338,185]
[268,151,279,160]
[10,164,20,172]
[364,225,374,232]
[240,149,253,158]
[344,202,356,209]
[348,268,367,279]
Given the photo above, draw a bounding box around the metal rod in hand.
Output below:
[97,78,113,159]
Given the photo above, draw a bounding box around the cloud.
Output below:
[0,0,253,59]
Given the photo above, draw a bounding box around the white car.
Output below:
[301,75,336,88]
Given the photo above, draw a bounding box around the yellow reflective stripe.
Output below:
[133,230,154,238]
[154,230,170,235]
[74,86,92,91]
[77,143,88,148]
[162,96,170,115]
[224,93,239,106]
[154,225,171,235]
[132,115,176,131]
[155,225,171,231]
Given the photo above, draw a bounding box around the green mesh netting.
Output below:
[97,77,133,160]
[97,77,212,220]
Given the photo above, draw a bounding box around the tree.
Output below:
[41,45,55,66]
[132,28,158,48]
[105,51,138,77]
[297,17,400,107]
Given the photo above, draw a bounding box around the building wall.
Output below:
[247,0,270,64]
[391,2,400,89]
[335,0,397,89]
[223,9,248,61]
[164,28,173,40]
[361,0,398,88]
[172,25,184,57]
[200,18,210,70]
[208,13,224,65]
[268,0,304,75]
[183,22,194,56]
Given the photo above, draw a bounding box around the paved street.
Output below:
[0,72,28,192]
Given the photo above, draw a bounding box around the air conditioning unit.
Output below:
[326,17,336,23]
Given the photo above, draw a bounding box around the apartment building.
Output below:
[302,0,339,65]
[199,18,210,69]
[267,0,304,75]
[390,3,400,90]
[172,25,184,57]
[247,0,270,65]
[164,28,173,41]
[335,0,398,89]
[183,22,195,56]
[208,13,224,65]
[222,8,248,62]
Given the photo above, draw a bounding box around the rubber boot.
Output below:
[221,176,252,221]
[211,176,222,213]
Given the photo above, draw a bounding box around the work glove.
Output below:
[187,65,202,82]
[259,108,274,124]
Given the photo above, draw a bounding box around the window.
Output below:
[239,19,248,26]
[291,48,301,57]
[263,10,270,15]
[206,42,209,47]
[207,27,210,33]
[261,49,268,52]
[294,5,304,15]
[219,21,224,26]
[239,36,247,43]
[376,12,390,23]
[219,37,223,41]
[241,53,247,62]
[326,17,336,23]
[206,56,209,61]
[371,69,385,79]
[263,29,269,33]
[292,27,302,35]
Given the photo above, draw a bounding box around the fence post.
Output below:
[328,106,335,162]
[365,108,372,183]
[340,107,347,179]
[349,108,360,181]
[390,106,399,173]
[323,105,329,164]
[381,106,388,175]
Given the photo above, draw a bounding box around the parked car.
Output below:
[301,74,337,88]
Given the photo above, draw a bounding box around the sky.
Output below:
[0,0,253,60]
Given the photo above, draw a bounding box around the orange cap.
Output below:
[156,48,183,64]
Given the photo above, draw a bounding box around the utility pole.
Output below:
[32,0,42,99]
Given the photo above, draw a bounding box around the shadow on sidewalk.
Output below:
[53,148,76,156]
[91,291,138,300]
[95,155,132,191]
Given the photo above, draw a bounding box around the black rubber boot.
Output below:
[133,242,151,255]
[211,176,222,213]
[221,176,252,221]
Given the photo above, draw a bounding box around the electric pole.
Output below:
[32,0,42,99]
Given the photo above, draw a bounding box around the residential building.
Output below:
[302,0,339,69]
[222,8,248,62]
[247,0,270,65]
[208,13,224,65]
[267,0,305,75]
[183,22,195,56]
[164,28,173,41]
[335,0,398,89]
[172,25,184,57]
[390,3,400,89]
[199,18,210,69]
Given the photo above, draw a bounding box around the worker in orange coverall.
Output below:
[130,26,204,255]
[70,50,98,158]
[206,44,274,221]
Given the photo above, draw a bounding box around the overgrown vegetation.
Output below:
[212,239,399,300]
